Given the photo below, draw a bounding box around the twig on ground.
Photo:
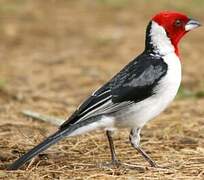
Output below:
[22,110,65,126]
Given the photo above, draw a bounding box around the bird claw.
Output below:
[120,162,146,172]
[150,164,170,170]
[98,160,121,168]
[98,161,146,172]
[98,161,169,172]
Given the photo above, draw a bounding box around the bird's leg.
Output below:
[129,128,158,168]
[106,130,120,166]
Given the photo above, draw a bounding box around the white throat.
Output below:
[150,21,175,56]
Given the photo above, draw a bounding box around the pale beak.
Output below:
[185,19,201,31]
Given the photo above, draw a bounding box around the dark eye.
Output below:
[174,19,182,27]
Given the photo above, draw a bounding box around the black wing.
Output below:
[60,53,167,129]
[110,53,168,103]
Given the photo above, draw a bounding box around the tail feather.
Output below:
[8,127,73,170]
[8,116,99,170]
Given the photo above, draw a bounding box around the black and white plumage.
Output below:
[9,11,201,170]
[62,54,168,128]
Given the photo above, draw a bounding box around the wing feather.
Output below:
[60,54,167,129]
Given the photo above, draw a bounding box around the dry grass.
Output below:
[0,0,204,179]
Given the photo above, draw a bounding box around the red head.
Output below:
[152,11,201,55]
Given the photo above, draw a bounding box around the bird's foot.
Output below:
[99,161,146,172]
[145,159,169,169]
[121,162,170,171]
[110,159,121,167]
[149,163,170,170]
[98,161,169,172]
[98,159,121,168]
[120,162,146,172]
[148,160,159,168]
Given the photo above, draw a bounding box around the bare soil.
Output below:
[0,0,203,179]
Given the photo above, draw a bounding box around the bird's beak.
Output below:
[185,19,201,31]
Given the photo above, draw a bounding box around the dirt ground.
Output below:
[0,0,203,179]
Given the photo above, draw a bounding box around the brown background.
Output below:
[0,0,203,179]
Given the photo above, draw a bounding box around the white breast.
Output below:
[114,53,181,128]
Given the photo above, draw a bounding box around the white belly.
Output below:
[113,53,181,128]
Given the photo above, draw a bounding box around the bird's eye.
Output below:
[174,19,182,27]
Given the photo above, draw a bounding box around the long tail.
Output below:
[8,125,77,170]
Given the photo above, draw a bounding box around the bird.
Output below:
[8,11,201,170]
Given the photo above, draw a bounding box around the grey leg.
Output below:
[106,130,120,166]
[129,128,158,167]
